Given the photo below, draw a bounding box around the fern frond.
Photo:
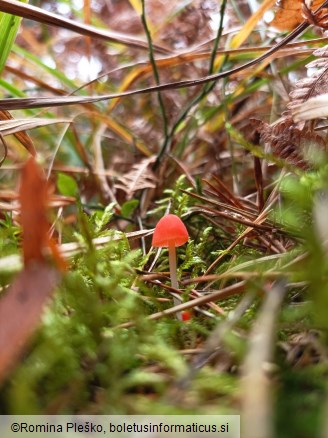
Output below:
[115,156,157,198]
[252,45,328,169]
[250,117,325,170]
[289,46,328,118]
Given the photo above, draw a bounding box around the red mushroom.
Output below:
[152,214,189,319]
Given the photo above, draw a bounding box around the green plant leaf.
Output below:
[0,1,29,76]
[121,199,139,218]
[57,172,78,197]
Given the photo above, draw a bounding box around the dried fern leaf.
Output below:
[251,117,325,170]
[292,93,328,122]
[254,45,328,166]
[289,45,328,121]
[115,156,157,198]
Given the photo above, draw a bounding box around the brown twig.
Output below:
[2,1,328,110]
[114,280,246,329]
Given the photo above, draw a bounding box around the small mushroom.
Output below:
[152,214,189,320]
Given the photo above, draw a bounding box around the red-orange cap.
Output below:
[181,310,192,322]
[152,214,189,247]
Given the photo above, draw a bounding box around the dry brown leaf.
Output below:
[270,0,323,31]
[0,263,60,383]
[289,46,328,109]
[0,117,70,137]
[251,117,325,169]
[115,156,157,198]
[251,44,328,150]
[290,45,328,121]
[0,110,36,156]
[283,331,324,367]
[19,157,50,265]
[19,157,66,270]
[292,92,328,121]
[0,113,70,157]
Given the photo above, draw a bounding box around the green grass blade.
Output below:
[0,0,28,75]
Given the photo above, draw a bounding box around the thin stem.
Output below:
[208,0,228,76]
[153,0,228,169]
[168,243,178,288]
[168,243,182,320]
[141,0,169,139]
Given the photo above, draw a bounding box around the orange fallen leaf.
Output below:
[19,157,49,265]
[270,0,322,31]
[19,157,67,270]
[0,263,60,383]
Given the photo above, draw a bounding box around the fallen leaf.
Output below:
[115,156,157,198]
[19,157,67,270]
[250,117,325,169]
[19,157,50,265]
[288,46,328,124]
[0,263,60,383]
[270,0,322,31]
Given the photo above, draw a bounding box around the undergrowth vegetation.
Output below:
[1,1,328,437]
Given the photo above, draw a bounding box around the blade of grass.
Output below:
[0,117,70,136]
[0,109,35,155]
[13,45,79,90]
[0,0,170,54]
[229,0,276,50]
[0,0,28,75]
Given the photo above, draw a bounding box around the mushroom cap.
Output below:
[152,214,189,247]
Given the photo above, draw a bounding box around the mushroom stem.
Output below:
[168,243,182,320]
